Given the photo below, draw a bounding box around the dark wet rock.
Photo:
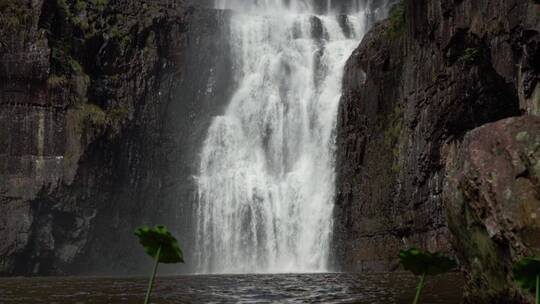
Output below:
[444,116,540,303]
[310,16,325,40]
[0,0,232,276]
[333,0,538,293]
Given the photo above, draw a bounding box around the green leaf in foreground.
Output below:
[135,225,184,304]
[399,248,457,304]
[135,225,184,263]
[399,247,457,276]
[513,257,540,304]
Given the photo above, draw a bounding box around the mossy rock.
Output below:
[387,1,406,39]
[459,48,481,65]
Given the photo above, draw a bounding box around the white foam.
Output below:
[194,0,373,274]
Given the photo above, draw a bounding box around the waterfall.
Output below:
[194,0,377,274]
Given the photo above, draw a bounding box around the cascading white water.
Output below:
[195,0,375,274]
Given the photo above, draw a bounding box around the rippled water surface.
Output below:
[1,272,462,303]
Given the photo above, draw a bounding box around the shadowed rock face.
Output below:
[445,116,540,303]
[333,0,538,289]
[0,0,232,276]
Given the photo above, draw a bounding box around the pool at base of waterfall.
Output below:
[1,272,462,303]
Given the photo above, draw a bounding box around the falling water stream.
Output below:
[195,0,379,274]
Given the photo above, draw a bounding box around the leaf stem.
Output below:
[536,274,540,304]
[144,246,162,304]
[413,272,426,304]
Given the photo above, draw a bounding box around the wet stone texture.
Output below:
[445,116,540,303]
[0,0,232,276]
[333,0,539,302]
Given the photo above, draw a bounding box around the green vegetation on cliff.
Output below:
[0,0,31,31]
[383,104,403,174]
[459,48,481,65]
[41,0,142,140]
[388,1,405,38]
[514,258,540,304]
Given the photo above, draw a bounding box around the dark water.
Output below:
[1,272,462,303]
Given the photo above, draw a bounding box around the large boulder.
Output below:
[444,115,540,303]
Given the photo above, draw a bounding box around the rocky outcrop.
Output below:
[445,116,540,303]
[0,0,232,276]
[334,0,539,287]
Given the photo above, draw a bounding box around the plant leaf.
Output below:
[513,257,540,293]
[426,252,458,275]
[134,225,184,264]
[399,248,457,276]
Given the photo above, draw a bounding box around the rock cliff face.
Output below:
[0,0,232,275]
[334,0,539,300]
